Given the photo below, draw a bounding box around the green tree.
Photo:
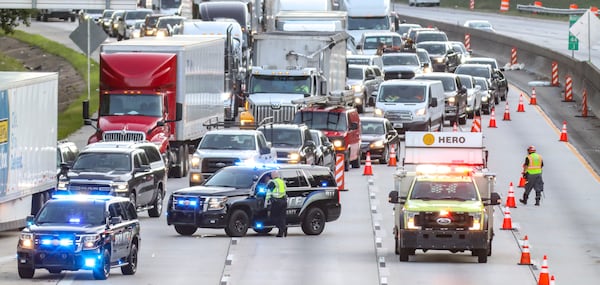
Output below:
[0,9,33,34]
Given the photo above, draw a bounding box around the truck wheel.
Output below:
[48,269,62,274]
[399,247,410,262]
[301,207,326,235]
[169,147,186,178]
[92,249,111,280]
[18,267,35,278]
[174,225,197,236]
[42,15,48,22]
[225,210,249,237]
[121,242,138,275]
[476,249,488,263]
[147,189,163,218]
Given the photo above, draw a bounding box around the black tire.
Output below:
[121,242,138,275]
[48,269,61,274]
[356,103,364,114]
[344,152,350,171]
[18,267,34,279]
[92,249,111,280]
[174,225,197,236]
[379,146,388,164]
[253,227,273,234]
[351,150,361,168]
[181,144,189,177]
[225,210,249,237]
[301,207,326,235]
[458,114,467,125]
[394,237,399,254]
[42,15,48,22]
[147,189,163,218]
[169,147,185,178]
[476,249,488,263]
[399,247,410,262]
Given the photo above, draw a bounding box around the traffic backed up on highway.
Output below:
[167,164,341,237]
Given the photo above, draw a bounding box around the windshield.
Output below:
[456,66,490,79]
[36,200,106,225]
[378,85,426,103]
[451,43,467,53]
[411,180,478,201]
[99,94,162,116]
[474,78,488,90]
[416,32,447,43]
[419,76,456,91]
[458,76,474,88]
[383,55,419,66]
[259,128,302,147]
[363,35,402,49]
[250,75,310,94]
[348,16,390,30]
[161,0,181,9]
[72,152,131,172]
[347,67,364,80]
[102,10,115,19]
[466,59,497,70]
[126,11,152,20]
[417,43,445,55]
[157,18,183,29]
[416,50,430,63]
[361,121,385,135]
[294,111,348,131]
[198,134,256,150]
[204,168,257,188]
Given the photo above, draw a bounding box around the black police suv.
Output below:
[17,195,141,280]
[167,164,341,237]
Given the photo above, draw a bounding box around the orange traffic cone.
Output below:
[517,93,525,112]
[559,120,568,142]
[500,207,514,230]
[453,121,458,132]
[530,88,537,105]
[503,101,511,121]
[470,116,481,132]
[363,151,373,176]
[506,182,517,208]
[488,108,497,128]
[388,145,397,167]
[538,255,550,285]
[518,235,532,265]
[518,175,526,188]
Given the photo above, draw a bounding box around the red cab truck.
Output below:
[84,37,227,178]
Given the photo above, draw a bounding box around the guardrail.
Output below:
[516,4,589,15]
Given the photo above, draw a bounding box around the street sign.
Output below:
[69,20,108,55]
[569,15,579,51]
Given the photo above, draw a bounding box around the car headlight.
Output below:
[133,30,141,38]
[448,96,456,104]
[415,107,426,116]
[332,139,345,151]
[481,95,488,102]
[405,211,420,230]
[374,108,384,117]
[435,57,444,63]
[288,152,300,162]
[207,197,227,210]
[81,234,101,249]
[190,156,200,168]
[469,212,483,230]
[112,182,128,192]
[354,96,363,105]
[352,85,364,93]
[19,233,34,249]
[369,140,384,148]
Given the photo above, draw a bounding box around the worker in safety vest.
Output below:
[520,145,544,206]
[266,171,288,237]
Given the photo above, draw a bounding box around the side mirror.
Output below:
[356,44,362,50]
[260,147,271,155]
[366,74,375,80]
[82,100,90,120]
[350,122,359,130]
[387,129,398,136]
[460,86,467,94]
[305,140,316,148]
[110,216,123,225]
[26,215,35,226]
[388,190,399,204]
[486,192,502,206]
[430,97,438,107]
[135,165,151,173]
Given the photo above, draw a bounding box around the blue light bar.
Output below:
[254,222,264,229]
[52,192,114,201]
[234,160,280,169]
[177,199,198,207]
[321,181,329,187]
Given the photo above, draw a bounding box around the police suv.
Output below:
[167,164,341,237]
[388,132,501,263]
[17,195,141,280]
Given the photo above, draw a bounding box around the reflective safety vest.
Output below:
[526,153,543,175]
[267,178,287,199]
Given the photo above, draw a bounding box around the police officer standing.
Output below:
[520,145,544,206]
[267,171,288,237]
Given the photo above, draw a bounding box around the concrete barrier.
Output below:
[399,15,600,114]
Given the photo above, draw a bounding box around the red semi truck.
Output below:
[84,37,227,178]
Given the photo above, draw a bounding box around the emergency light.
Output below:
[415,164,474,176]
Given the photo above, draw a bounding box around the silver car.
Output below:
[456,74,482,118]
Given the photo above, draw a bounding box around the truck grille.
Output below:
[414,212,473,230]
[250,104,297,124]
[67,183,111,192]
[385,110,413,121]
[103,131,146,142]
[201,158,238,174]
[385,71,415,80]
[172,195,203,211]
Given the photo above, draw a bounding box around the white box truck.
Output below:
[340,0,395,42]
[0,72,58,231]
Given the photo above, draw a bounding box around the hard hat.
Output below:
[527,145,536,152]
